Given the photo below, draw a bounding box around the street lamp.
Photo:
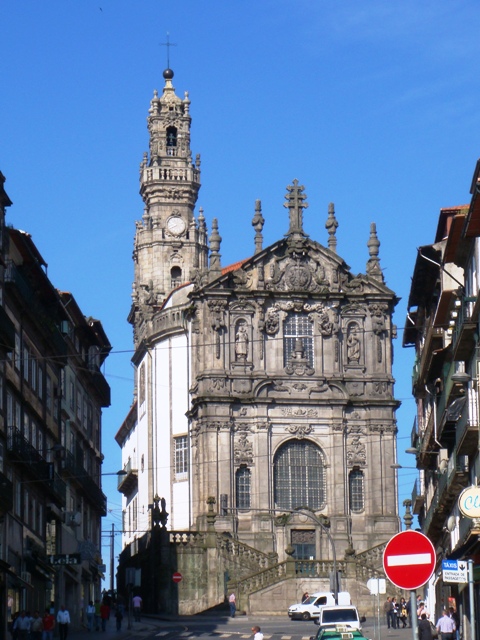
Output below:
[101,470,127,476]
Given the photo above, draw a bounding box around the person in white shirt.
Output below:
[86,601,95,632]
[252,626,264,640]
[56,605,71,640]
[436,609,456,640]
[132,594,142,622]
[229,593,236,618]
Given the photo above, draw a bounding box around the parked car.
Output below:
[313,605,365,630]
[288,592,351,621]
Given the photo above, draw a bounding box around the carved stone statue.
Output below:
[235,324,249,361]
[346,325,361,363]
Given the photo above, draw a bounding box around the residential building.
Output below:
[117,68,400,615]
[404,159,480,637]
[0,171,111,635]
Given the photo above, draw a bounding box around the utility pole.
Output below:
[110,523,114,594]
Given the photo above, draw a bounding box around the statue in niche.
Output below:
[235,324,249,361]
[346,325,361,363]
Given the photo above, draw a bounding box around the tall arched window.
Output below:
[283,313,314,367]
[274,440,325,510]
[349,468,364,513]
[236,466,251,510]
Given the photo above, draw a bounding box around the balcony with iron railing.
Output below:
[88,364,111,407]
[0,470,13,513]
[451,297,477,361]
[411,478,425,515]
[456,396,479,455]
[6,427,67,506]
[421,450,469,541]
[421,482,441,539]
[412,322,444,392]
[62,450,107,515]
[118,457,138,495]
[7,426,52,480]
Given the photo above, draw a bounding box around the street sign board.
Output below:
[383,530,436,590]
[172,571,183,583]
[442,559,467,584]
[367,577,386,595]
[49,553,81,566]
[458,486,480,519]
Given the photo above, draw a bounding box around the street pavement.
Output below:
[67,614,418,640]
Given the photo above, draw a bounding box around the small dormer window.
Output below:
[166,127,177,156]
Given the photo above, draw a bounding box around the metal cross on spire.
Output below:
[284,179,308,235]
[160,32,177,68]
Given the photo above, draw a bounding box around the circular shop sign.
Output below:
[458,486,480,519]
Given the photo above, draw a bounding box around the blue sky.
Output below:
[2,0,480,585]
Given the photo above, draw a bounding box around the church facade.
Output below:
[116,69,400,612]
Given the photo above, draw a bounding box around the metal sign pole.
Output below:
[411,590,418,640]
[468,559,475,640]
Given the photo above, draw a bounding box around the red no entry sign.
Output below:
[383,530,436,590]
[172,572,183,583]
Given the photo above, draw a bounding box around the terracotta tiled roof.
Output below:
[222,258,250,275]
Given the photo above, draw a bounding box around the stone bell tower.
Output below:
[130,68,208,344]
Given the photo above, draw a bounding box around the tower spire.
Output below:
[366,222,384,282]
[130,70,208,346]
[325,202,338,253]
[252,199,265,254]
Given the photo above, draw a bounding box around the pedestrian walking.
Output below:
[229,592,236,618]
[252,626,263,640]
[13,611,31,640]
[115,603,124,631]
[94,600,101,631]
[42,609,55,640]
[86,601,95,632]
[30,611,43,640]
[56,606,70,640]
[384,597,392,628]
[132,594,142,622]
[437,609,456,640]
[418,614,433,640]
[100,600,110,632]
[449,607,460,640]
[399,598,408,628]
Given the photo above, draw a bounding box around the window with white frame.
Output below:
[174,435,188,479]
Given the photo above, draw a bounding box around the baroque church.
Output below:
[116,68,400,614]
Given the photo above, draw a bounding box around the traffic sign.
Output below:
[172,571,183,583]
[442,559,467,584]
[383,530,436,590]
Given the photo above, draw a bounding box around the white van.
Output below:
[313,605,364,630]
[288,592,351,621]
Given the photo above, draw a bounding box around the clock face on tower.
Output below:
[167,216,186,236]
